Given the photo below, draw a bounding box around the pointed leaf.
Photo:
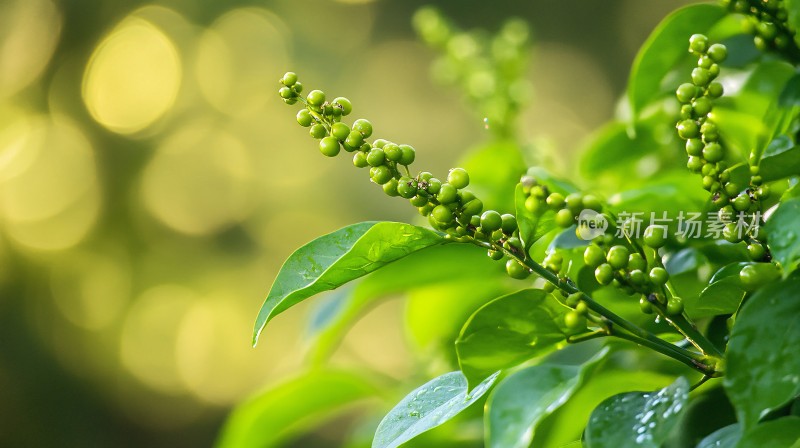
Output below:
[685,263,750,318]
[584,377,690,448]
[217,370,377,448]
[254,221,444,344]
[724,276,800,429]
[628,4,726,117]
[765,197,800,276]
[372,371,499,448]
[485,347,608,448]
[456,289,572,388]
[739,417,800,448]
[696,423,741,448]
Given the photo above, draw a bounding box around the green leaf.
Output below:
[685,263,749,318]
[306,243,502,362]
[738,417,800,448]
[253,221,444,345]
[456,289,572,388]
[372,371,499,448]
[460,140,527,213]
[779,73,800,107]
[724,276,800,429]
[696,423,741,448]
[217,370,377,448]
[579,121,659,177]
[584,377,689,448]
[627,3,726,117]
[760,137,800,183]
[765,197,800,276]
[484,348,608,448]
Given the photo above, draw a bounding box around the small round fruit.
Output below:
[747,243,766,261]
[564,311,585,330]
[686,139,703,156]
[384,143,402,162]
[689,34,709,53]
[666,296,684,315]
[629,269,645,285]
[353,152,368,168]
[366,148,386,167]
[397,177,418,199]
[319,137,340,157]
[565,193,583,213]
[732,193,751,212]
[584,245,606,268]
[640,297,654,314]
[331,122,350,141]
[281,71,298,86]
[426,178,442,194]
[506,259,531,279]
[369,165,393,185]
[555,209,574,228]
[649,267,669,286]
[582,194,602,212]
[676,83,696,103]
[352,119,373,137]
[487,249,504,260]
[707,82,724,98]
[309,123,327,139]
[447,168,470,189]
[501,214,517,234]
[703,142,723,163]
[480,210,503,232]
[296,109,313,127]
[595,263,614,285]
[332,97,352,115]
[437,184,458,204]
[525,196,544,214]
[432,204,453,224]
[739,263,780,291]
[382,179,399,197]
[546,192,565,209]
[628,253,647,272]
[462,199,483,217]
[345,130,364,148]
[607,245,630,270]
[691,67,710,86]
[677,120,699,139]
[643,225,667,248]
[707,43,727,62]
[307,89,326,106]
[399,144,416,165]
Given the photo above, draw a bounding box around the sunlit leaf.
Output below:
[372,371,499,448]
[696,423,741,448]
[484,347,608,448]
[456,289,572,388]
[685,262,749,318]
[460,140,527,213]
[584,377,689,448]
[724,275,800,429]
[628,3,726,117]
[254,222,444,345]
[760,136,800,183]
[217,370,377,448]
[765,197,800,276]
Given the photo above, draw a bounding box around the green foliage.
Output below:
[229,1,800,446]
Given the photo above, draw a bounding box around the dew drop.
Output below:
[483,117,490,129]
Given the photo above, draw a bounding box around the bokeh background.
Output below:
[0,0,697,446]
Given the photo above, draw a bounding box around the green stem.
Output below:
[612,331,714,376]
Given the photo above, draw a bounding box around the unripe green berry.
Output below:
[307,89,326,106]
[666,296,684,315]
[564,311,585,330]
[740,263,780,291]
[480,210,503,232]
[319,137,340,157]
[525,195,544,214]
[370,165,393,185]
[546,192,565,209]
[410,194,429,207]
[677,120,699,139]
[649,267,669,285]
[506,259,531,280]
[643,225,667,248]
[723,222,742,243]
[687,156,703,172]
[629,269,645,286]
[353,152,368,168]
[707,82,723,98]
[382,178,399,197]
[543,282,556,293]
[565,193,583,213]
[691,67,711,86]
[501,214,517,234]
[555,209,574,228]
[296,109,313,127]
[747,243,766,261]
[281,71,298,86]
[279,86,294,99]
[345,130,364,148]
[488,249,504,260]
[686,139,703,156]
[310,123,327,139]
[700,122,719,142]
[437,184,458,204]
[693,97,712,116]
[628,253,647,272]
[732,193,750,212]
[595,263,614,285]
[566,292,582,308]
[332,97,352,115]
[462,199,484,217]
[352,119,373,138]
[366,148,386,167]
[724,182,740,197]
[698,56,713,69]
[582,194,602,212]
[689,34,709,53]
[432,204,453,224]
[584,245,606,268]
[676,83,696,103]
[607,245,629,269]
[447,168,470,189]
[396,177,417,199]
[399,144,416,165]
[640,297,654,314]
[426,178,442,194]
[331,122,350,141]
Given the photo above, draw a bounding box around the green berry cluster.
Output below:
[726,0,800,58]
[675,36,742,209]
[412,7,532,137]
[583,225,683,316]
[280,72,532,281]
[520,175,603,229]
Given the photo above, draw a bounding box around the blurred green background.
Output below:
[0,0,695,446]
